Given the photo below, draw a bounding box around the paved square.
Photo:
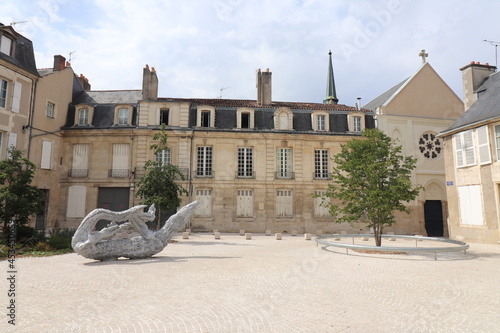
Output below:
[2,234,500,332]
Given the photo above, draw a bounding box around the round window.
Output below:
[418,132,442,159]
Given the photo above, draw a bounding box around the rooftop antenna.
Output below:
[69,51,77,63]
[219,86,230,99]
[483,40,500,68]
[9,21,28,27]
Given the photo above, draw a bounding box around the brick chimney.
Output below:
[257,68,272,105]
[142,64,158,100]
[53,55,66,71]
[460,61,497,110]
[77,74,91,91]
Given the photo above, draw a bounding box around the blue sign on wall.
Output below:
[446,181,454,186]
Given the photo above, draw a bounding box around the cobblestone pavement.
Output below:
[2,233,500,333]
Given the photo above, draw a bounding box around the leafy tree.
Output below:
[0,147,43,237]
[316,129,421,246]
[136,125,188,229]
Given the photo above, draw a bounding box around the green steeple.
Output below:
[323,50,339,104]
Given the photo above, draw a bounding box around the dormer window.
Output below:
[312,111,329,131]
[274,107,293,130]
[348,113,365,132]
[0,35,13,56]
[236,108,255,129]
[196,106,215,128]
[114,105,133,125]
[74,105,94,126]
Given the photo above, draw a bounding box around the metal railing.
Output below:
[275,171,295,179]
[68,169,88,177]
[315,234,469,260]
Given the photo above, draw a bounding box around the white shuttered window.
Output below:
[477,126,491,165]
[195,189,213,217]
[67,186,87,217]
[237,190,254,217]
[276,189,293,217]
[41,141,53,169]
[458,185,485,226]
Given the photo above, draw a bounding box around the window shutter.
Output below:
[477,126,491,165]
[12,81,21,113]
[112,144,129,170]
[41,141,53,169]
[458,185,484,225]
[463,130,476,166]
[7,132,17,149]
[73,144,89,169]
[454,134,464,167]
[67,186,87,217]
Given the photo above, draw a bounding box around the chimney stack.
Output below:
[77,74,91,91]
[460,61,496,110]
[257,68,272,105]
[142,64,158,100]
[53,55,66,71]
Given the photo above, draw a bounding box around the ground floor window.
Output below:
[276,189,293,217]
[313,190,330,217]
[458,185,484,225]
[236,189,254,217]
[195,189,213,217]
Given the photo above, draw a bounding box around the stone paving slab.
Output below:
[1,233,500,332]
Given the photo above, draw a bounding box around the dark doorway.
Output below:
[96,187,130,230]
[424,200,444,237]
[35,189,49,231]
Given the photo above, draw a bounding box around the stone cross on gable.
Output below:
[419,49,428,64]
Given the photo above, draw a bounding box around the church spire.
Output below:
[323,50,339,104]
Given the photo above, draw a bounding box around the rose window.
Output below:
[418,132,442,159]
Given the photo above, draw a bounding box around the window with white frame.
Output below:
[276,147,292,178]
[276,189,293,217]
[159,108,169,126]
[236,108,254,129]
[0,79,7,108]
[314,149,329,179]
[117,108,129,125]
[236,189,254,217]
[353,116,361,132]
[495,125,500,161]
[155,148,171,166]
[11,81,21,113]
[0,132,3,159]
[313,190,330,217]
[40,141,53,170]
[312,112,329,131]
[237,147,253,178]
[454,130,476,167]
[78,109,89,126]
[458,185,485,225]
[195,188,212,217]
[0,35,13,56]
[197,146,213,177]
[46,102,55,118]
[477,125,491,165]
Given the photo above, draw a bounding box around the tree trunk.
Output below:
[374,223,383,247]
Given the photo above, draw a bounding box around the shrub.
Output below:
[16,225,36,241]
[48,229,75,250]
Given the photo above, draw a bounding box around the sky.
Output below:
[1,0,499,107]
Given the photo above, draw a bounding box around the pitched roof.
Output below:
[362,77,409,111]
[74,90,143,105]
[442,70,500,134]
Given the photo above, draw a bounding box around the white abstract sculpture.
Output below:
[72,201,198,261]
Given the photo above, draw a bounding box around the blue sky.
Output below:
[1,0,499,107]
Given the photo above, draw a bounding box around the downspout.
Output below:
[26,77,38,159]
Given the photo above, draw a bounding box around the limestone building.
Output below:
[440,62,500,244]
[0,23,39,158]
[58,55,376,234]
[364,54,464,237]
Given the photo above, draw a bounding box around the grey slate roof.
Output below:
[0,23,39,77]
[443,71,500,134]
[363,77,409,111]
[74,90,143,105]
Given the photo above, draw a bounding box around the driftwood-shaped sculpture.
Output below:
[72,201,198,261]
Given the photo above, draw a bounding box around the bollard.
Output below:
[186,229,191,235]
[182,232,189,239]
[214,232,221,240]
[266,229,272,236]
[275,233,282,240]
[240,229,245,236]
[245,233,252,240]
[304,233,312,240]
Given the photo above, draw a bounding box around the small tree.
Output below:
[0,147,43,237]
[316,129,421,246]
[136,125,188,229]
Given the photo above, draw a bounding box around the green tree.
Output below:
[136,125,188,229]
[316,129,421,246]
[0,147,43,237]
